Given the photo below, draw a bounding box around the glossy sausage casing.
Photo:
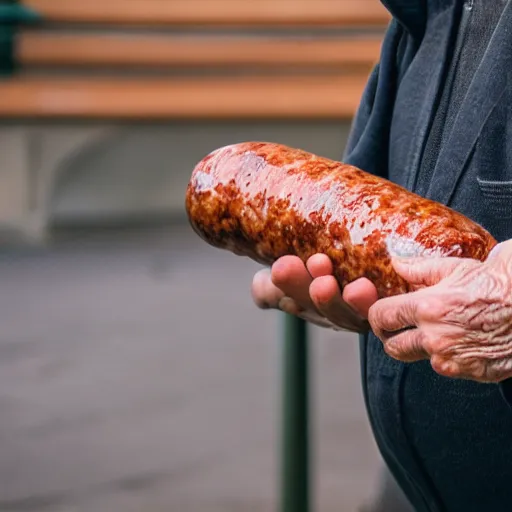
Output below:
[185,142,497,298]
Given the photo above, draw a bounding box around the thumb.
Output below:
[391,256,472,287]
[487,240,512,262]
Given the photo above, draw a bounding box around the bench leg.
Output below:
[281,314,310,512]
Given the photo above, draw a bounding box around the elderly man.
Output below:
[252,1,512,511]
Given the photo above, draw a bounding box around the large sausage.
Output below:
[185,142,496,298]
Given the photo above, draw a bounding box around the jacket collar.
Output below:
[381,0,457,39]
[426,0,512,205]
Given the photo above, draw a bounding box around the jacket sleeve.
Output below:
[343,20,415,179]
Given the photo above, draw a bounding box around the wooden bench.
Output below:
[22,0,390,27]
[0,0,390,120]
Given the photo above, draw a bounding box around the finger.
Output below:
[391,256,475,287]
[306,254,333,278]
[278,297,342,330]
[252,268,285,309]
[309,275,367,331]
[343,278,379,318]
[271,255,316,311]
[368,291,425,340]
[277,296,303,316]
[251,266,342,331]
[307,255,378,318]
[486,242,504,261]
[382,328,429,362]
[430,353,499,382]
[486,240,512,262]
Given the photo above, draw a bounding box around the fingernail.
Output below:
[278,297,303,315]
[278,297,292,310]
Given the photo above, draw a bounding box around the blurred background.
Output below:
[0,1,396,511]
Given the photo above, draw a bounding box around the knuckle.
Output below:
[430,355,461,378]
[421,334,438,356]
[383,337,412,361]
[416,293,447,321]
[367,304,380,327]
[415,297,433,319]
[383,339,400,358]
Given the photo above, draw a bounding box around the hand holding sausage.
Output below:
[186,142,497,332]
[368,240,512,382]
[252,254,378,332]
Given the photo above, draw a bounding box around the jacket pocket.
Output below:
[476,177,512,220]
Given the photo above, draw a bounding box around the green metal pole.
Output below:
[281,314,310,512]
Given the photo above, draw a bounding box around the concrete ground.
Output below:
[0,223,386,512]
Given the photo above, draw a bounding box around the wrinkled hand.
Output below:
[369,240,512,383]
[251,254,378,333]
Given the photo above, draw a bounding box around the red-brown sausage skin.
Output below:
[185,142,497,298]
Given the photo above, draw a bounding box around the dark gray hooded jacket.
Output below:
[344,1,512,510]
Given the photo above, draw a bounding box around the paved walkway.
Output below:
[0,224,384,511]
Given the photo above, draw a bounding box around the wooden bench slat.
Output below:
[0,75,369,119]
[24,0,390,27]
[18,33,382,68]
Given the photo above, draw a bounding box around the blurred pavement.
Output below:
[0,223,382,512]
